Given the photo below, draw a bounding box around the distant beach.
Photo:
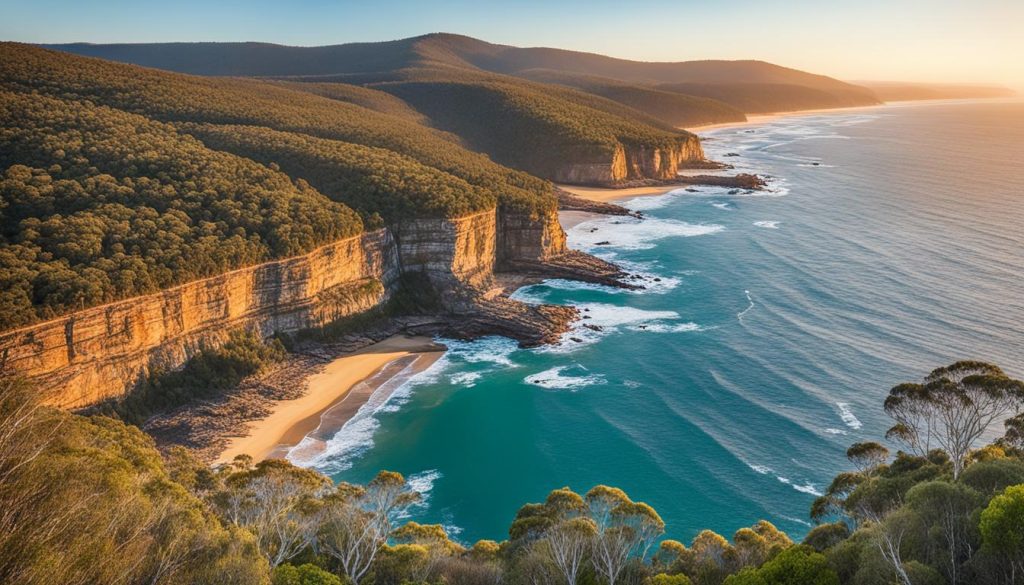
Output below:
[684,103,889,132]
[216,335,445,464]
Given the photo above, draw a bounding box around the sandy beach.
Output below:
[557,184,687,204]
[216,335,445,464]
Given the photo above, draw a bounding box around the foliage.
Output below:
[381,76,699,180]
[979,484,1024,581]
[272,563,345,585]
[655,82,877,115]
[883,361,1024,478]
[649,573,694,585]
[4,348,1024,585]
[0,376,269,585]
[211,458,332,568]
[805,362,1024,585]
[182,122,496,223]
[517,68,746,128]
[0,90,361,330]
[724,546,838,585]
[319,471,421,584]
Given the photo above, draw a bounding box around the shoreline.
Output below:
[560,103,897,208]
[684,97,1021,133]
[215,335,445,465]
[684,103,890,132]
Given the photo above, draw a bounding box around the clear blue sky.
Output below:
[2,0,1022,87]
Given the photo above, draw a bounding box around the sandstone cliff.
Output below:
[0,206,619,408]
[552,135,705,186]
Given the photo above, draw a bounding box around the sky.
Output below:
[2,0,1022,89]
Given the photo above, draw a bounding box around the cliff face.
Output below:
[396,212,497,289]
[0,206,582,408]
[0,232,398,409]
[497,208,567,264]
[552,135,705,186]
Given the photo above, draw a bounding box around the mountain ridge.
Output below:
[43,32,881,118]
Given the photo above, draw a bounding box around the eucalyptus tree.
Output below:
[212,458,331,568]
[545,517,597,585]
[391,521,464,583]
[732,521,792,569]
[845,442,890,476]
[884,361,1024,479]
[585,485,665,585]
[528,487,593,585]
[317,470,420,584]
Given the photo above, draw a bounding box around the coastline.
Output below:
[560,103,896,208]
[684,103,890,132]
[215,335,445,464]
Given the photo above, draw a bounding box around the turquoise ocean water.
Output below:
[289,100,1024,544]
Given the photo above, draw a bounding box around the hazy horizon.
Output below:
[2,0,1022,90]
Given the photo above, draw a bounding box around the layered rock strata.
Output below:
[552,136,706,186]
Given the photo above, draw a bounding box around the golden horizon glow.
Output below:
[1,0,1022,90]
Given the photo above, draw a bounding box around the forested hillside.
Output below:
[3,360,1022,584]
[0,43,556,331]
[375,73,701,179]
[0,90,361,329]
[517,69,747,127]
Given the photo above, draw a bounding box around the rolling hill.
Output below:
[45,33,883,124]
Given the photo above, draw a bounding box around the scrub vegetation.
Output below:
[3,361,1022,584]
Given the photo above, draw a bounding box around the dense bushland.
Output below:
[516,69,746,128]
[0,43,557,331]
[0,90,361,330]
[264,80,430,123]
[2,361,1022,584]
[0,42,553,211]
[380,77,698,179]
[655,82,871,115]
[182,123,497,222]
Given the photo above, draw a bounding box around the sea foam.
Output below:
[836,402,863,430]
[568,216,723,251]
[287,356,448,474]
[524,365,606,391]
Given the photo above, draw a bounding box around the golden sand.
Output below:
[215,335,444,464]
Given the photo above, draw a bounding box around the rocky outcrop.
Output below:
[606,172,767,191]
[497,207,567,264]
[674,173,767,189]
[552,135,705,186]
[396,211,498,290]
[555,187,636,218]
[0,204,621,408]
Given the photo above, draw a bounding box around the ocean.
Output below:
[289,100,1024,544]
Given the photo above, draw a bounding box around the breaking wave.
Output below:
[525,365,606,391]
[836,402,863,430]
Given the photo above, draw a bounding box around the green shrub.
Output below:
[272,563,344,585]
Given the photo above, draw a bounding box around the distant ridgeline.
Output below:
[41,33,889,180]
